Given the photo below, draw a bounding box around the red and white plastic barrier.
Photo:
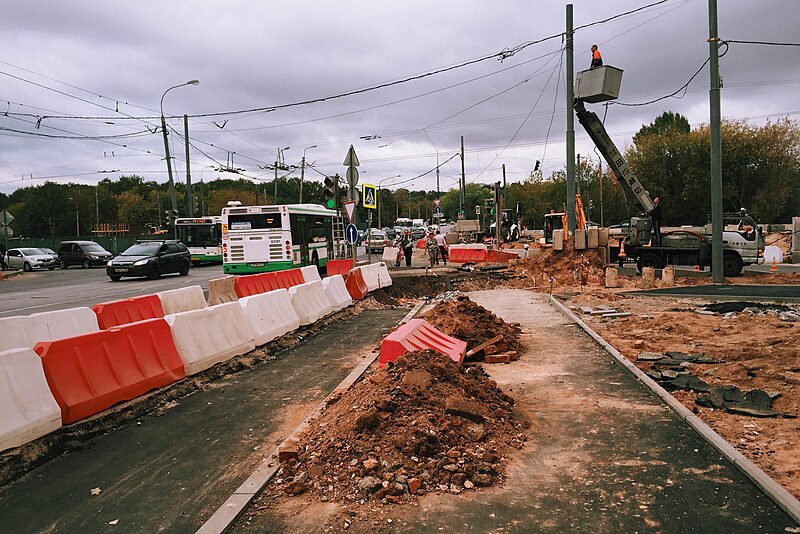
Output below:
[360,262,392,292]
[379,319,467,366]
[300,265,322,283]
[321,274,353,312]
[289,280,334,325]
[157,285,208,315]
[0,307,99,353]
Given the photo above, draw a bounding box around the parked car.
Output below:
[4,247,58,271]
[58,240,113,269]
[106,240,191,281]
[365,230,389,254]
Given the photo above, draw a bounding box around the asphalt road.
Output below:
[626,284,800,302]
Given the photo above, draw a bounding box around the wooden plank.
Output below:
[465,334,504,357]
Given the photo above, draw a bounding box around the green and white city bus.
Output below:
[221,203,336,274]
[175,216,223,263]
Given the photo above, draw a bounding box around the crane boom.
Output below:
[574,99,655,214]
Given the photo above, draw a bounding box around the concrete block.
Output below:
[574,229,587,250]
[605,267,618,288]
[587,228,599,248]
[553,229,564,251]
[662,266,675,287]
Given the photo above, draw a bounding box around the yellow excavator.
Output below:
[543,193,587,243]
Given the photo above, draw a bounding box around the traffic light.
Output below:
[165,210,172,226]
[485,199,495,216]
[324,176,337,209]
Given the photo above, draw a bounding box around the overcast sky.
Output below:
[1,0,798,197]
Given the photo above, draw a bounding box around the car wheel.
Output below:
[636,252,662,273]
[59,259,68,269]
[23,262,32,272]
[722,252,743,277]
[82,259,91,269]
[48,267,55,271]
[179,262,190,276]
[147,265,161,280]
[109,276,121,282]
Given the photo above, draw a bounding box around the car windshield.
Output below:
[20,248,45,255]
[83,243,108,253]
[121,243,161,256]
[40,248,55,254]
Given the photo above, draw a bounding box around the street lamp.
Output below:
[299,145,317,203]
[68,197,79,236]
[377,175,401,229]
[160,79,200,226]
[274,146,291,202]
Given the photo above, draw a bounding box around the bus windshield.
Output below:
[178,223,219,247]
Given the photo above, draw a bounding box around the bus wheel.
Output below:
[722,252,743,277]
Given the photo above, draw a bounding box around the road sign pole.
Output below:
[344,145,360,267]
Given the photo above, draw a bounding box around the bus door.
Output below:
[295,216,310,265]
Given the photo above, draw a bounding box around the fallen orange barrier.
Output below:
[379,319,466,366]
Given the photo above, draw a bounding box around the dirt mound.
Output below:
[422,295,524,360]
[272,350,526,504]
[511,240,604,288]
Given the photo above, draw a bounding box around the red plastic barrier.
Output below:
[416,238,427,249]
[234,273,281,298]
[274,268,304,289]
[345,267,368,300]
[486,249,519,263]
[379,319,467,367]
[448,247,489,264]
[92,294,164,329]
[34,318,185,424]
[326,259,353,278]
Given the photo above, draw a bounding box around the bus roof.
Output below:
[223,203,337,217]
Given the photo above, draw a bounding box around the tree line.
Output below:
[2,112,798,238]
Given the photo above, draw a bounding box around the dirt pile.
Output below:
[511,240,605,288]
[422,295,524,360]
[272,350,526,504]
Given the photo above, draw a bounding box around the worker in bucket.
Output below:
[590,44,603,68]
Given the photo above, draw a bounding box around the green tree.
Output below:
[633,111,691,146]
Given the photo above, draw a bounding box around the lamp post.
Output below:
[68,197,79,236]
[274,146,290,203]
[377,175,401,229]
[299,145,317,203]
[160,79,199,224]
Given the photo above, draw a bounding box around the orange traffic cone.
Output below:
[770,258,778,273]
[618,239,626,258]
[694,265,700,271]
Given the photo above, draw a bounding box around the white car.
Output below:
[4,247,59,271]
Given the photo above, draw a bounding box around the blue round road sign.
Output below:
[345,223,359,245]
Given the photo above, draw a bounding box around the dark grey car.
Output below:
[57,240,113,269]
[107,240,191,281]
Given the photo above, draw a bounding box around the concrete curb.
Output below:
[549,295,800,524]
[196,300,426,534]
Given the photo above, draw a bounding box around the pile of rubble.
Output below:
[272,350,526,504]
[511,239,605,287]
[422,295,524,362]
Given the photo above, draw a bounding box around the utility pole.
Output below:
[460,136,466,218]
[95,186,100,229]
[708,0,723,282]
[566,4,576,235]
[436,153,440,195]
[184,114,194,217]
[502,164,507,210]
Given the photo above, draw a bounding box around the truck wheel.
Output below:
[636,252,662,273]
[722,252,743,277]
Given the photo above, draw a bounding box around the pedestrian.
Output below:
[398,229,413,267]
[426,231,439,268]
[590,44,603,68]
[434,230,448,265]
[650,197,662,246]
[0,243,6,270]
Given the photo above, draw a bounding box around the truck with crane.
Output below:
[573,66,764,276]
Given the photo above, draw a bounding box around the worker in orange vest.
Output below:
[590,44,603,68]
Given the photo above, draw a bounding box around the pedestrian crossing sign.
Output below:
[362,183,377,209]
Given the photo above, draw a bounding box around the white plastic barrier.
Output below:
[300,265,322,283]
[157,285,208,315]
[360,261,393,292]
[0,307,99,353]
[382,247,400,264]
[239,289,301,346]
[321,274,353,312]
[0,348,62,452]
[289,280,334,325]
[165,302,256,375]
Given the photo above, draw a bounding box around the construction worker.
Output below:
[651,197,662,246]
[590,45,603,68]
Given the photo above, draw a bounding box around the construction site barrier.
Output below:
[575,229,587,250]
[448,244,489,263]
[345,267,369,300]
[92,294,164,330]
[289,280,335,325]
[207,275,239,306]
[553,229,564,251]
[416,238,427,249]
[0,348,62,452]
[379,319,467,367]
[485,249,519,263]
[587,228,599,248]
[239,289,300,346]
[157,285,208,315]
[325,259,353,278]
[165,302,256,375]
[234,273,271,298]
[381,247,400,264]
[34,318,185,425]
[0,307,99,353]
[300,265,322,283]
[360,262,392,291]
[321,274,353,312]
[274,268,305,289]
